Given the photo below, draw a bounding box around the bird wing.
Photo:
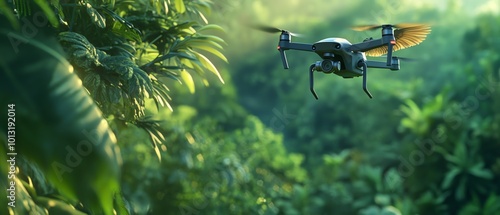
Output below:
[365,24,431,56]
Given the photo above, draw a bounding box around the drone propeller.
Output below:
[352,23,431,57]
[248,23,303,37]
[351,23,420,31]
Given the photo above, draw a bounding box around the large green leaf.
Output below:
[180,69,195,94]
[0,0,18,29]
[441,167,460,189]
[85,2,106,28]
[192,50,224,84]
[468,162,493,179]
[33,0,59,27]
[174,0,186,13]
[0,23,121,214]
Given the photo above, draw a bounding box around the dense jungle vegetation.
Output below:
[1,0,500,214]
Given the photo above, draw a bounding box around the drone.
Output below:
[252,23,431,99]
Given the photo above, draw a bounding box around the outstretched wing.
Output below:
[365,24,431,56]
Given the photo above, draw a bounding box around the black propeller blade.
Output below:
[250,24,282,33]
[248,23,303,37]
[351,23,422,31]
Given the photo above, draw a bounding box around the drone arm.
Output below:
[277,31,314,69]
[350,28,397,65]
[348,38,386,52]
[366,59,400,70]
[286,42,314,51]
[277,42,315,69]
[349,37,397,66]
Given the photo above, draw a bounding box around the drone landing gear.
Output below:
[309,60,341,100]
[359,61,373,99]
[309,64,319,100]
[309,61,373,100]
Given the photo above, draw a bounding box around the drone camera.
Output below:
[315,60,341,74]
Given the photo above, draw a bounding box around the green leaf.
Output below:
[459,197,482,215]
[484,194,500,214]
[0,0,19,29]
[401,99,421,119]
[452,143,467,163]
[37,197,88,215]
[190,43,227,62]
[443,143,465,165]
[456,177,467,201]
[198,10,208,24]
[192,51,225,84]
[197,24,225,33]
[135,118,166,161]
[86,3,106,28]
[1,28,121,215]
[154,143,162,161]
[112,20,142,42]
[196,35,227,45]
[180,69,195,93]
[155,51,197,64]
[112,192,130,215]
[468,162,493,179]
[172,21,198,31]
[162,0,169,14]
[441,167,460,189]
[175,0,186,13]
[152,81,173,111]
[59,31,100,67]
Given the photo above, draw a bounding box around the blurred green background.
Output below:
[1,0,500,214]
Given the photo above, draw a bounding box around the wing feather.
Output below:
[365,24,431,56]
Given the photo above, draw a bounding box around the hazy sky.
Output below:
[421,0,498,15]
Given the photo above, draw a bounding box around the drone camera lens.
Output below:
[320,60,341,73]
[321,60,333,73]
[335,44,341,49]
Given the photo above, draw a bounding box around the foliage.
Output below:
[1,0,226,214]
[0,18,121,214]
[53,0,227,152]
[202,0,500,214]
[2,0,500,214]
